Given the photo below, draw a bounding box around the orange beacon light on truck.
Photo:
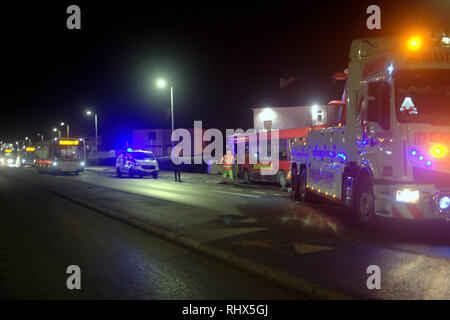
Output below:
[431,145,447,158]
[407,36,422,51]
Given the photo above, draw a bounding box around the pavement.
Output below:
[4,166,450,299]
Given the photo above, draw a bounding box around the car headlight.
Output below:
[22,159,26,163]
[396,189,420,203]
[80,162,85,166]
[7,159,13,164]
[52,162,58,167]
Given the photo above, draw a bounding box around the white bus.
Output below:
[36,139,86,175]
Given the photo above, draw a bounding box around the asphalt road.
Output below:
[3,167,450,299]
[74,168,450,257]
[0,168,303,299]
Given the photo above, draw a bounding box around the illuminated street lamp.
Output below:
[61,122,70,138]
[156,79,174,151]
[85,110,98,166]
[37,133,44,142]
[53,127,61,139]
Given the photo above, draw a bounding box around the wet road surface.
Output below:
[3,167,450,299]
[0,168,302,299]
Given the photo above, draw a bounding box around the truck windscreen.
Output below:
[395,69,450,125]
[132,152,155,160]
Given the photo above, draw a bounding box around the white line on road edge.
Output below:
[212,190,261,198]
[251,191,266,194]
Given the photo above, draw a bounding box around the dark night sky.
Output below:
[1,0,449,146]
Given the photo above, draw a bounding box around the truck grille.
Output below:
[413,167,450,188]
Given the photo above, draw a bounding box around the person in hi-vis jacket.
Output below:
[220,150,235,181]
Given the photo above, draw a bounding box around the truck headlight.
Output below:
[434,194,450,213]
[81,162,85,166]
[438,196,450,211]
[52,162,58,167]
[396,189,420,203]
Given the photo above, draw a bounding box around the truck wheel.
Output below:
[299,169,312,202]
[290,166,301,200]
[354,175,375,224]
[116,167,122,178]
[128,168,134,178]
[243,169,250,184]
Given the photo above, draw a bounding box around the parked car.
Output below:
[116,149,159,178]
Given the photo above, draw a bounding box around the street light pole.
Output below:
[94,113,98,166]
[156,79,175,155]
[53,128,61,139]
[85,110,98,166]
[61,122,69,138]
[170,85,174,150]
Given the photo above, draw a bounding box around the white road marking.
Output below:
[251,191,266,194]
[293,243,334,254]
[212,190,261,198]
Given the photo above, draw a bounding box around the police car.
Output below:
[116,149,159,178]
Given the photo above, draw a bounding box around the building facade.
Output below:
[252,104,342,130]
[132,128,206,157]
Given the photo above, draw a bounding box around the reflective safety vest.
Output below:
[222,154,234,170]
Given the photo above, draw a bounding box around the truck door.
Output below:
[360,81,392,174]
